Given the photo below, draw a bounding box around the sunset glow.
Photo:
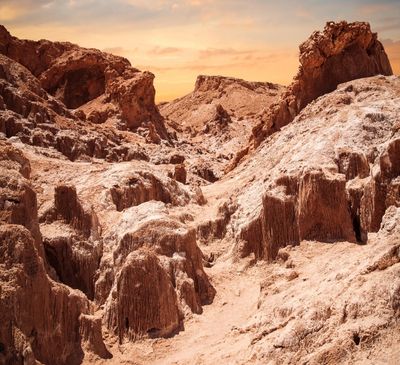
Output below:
[2,0,399,101]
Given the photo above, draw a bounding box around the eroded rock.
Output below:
[100,204,215,341]
[0,141,108,364]
[230,21,393,170]
[40,185,102,300]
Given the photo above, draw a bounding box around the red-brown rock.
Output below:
[231,21,393,168]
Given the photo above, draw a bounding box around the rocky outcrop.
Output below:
[335,148,370,180]
[162,75,283,133]
[298,171,355,242]
[0,224,111,365]
[99,204,215,341]
[79,314,112,359]
[231,75,400,261]
[51,185,99,237]
[173,163,187,184]
[0,139,43,258]
[0,52,121,161]
[246,206,400,365]
[0,141,109,364]
[105,249,182,340]
[240,170,356,260]
[230,21,393,169]
[43,233,102,300]
[252,21,392,146]
[0,25,167,137]
[160,75,284,181]
[110,171,190,211]
[0,138,31,178]
[360,138,400,232]
[0,25,172,165]
[40,185,102,300]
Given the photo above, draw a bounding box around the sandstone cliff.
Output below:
[0,21,399,365]
[0,25,166,136]
[0,25,171,165]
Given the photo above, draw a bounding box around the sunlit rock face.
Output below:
[0,24,168,160]
[230,21,392,169]
[0,20,399,365]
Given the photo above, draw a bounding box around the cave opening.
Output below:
[50,66,106,109]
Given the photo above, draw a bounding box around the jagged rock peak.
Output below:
[242,21,393,158]
[0,25,168,139]
[299,21,392,72]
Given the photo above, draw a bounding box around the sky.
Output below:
[1,0,399,102]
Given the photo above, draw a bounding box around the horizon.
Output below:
[1,0,399,102]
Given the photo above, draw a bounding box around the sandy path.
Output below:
[107,261,261,365]
[151,264,259,365]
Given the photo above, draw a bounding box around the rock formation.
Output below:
[0,21,399,365]
[40,184,102,299]
[104,215,216,339]
[231,75,399,261]
[0,25,171,164]
[162,75,283,135]
[160,75,284,182]
[245,206,400,364]
[0,140,109,365]
[0,25,166,136]
[239,170,356,260]
[230,21,393,169]
[110,171,190,211]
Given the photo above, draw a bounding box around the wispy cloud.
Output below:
[141,49,296,73]
[375,17,400,33]
[198,47,254,58]
[148,46,183,55]
[382,38,400,46]
[359,3,392,15]
[2,0,400,100]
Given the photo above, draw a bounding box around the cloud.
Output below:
[0,0,171,27]
[140,50,297,73]
[0,0,50,21]
[148,46,183,55]
[121,0,217,11]
[121,0,171,11]
[0,5,24,21]
[375,18,400,33]
[197,48,296,65]
[382,38,400,46]
[294,7,313,20]
[359,3,392,15]
[198,47,254,59]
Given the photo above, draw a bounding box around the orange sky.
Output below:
[1,0,399,102]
